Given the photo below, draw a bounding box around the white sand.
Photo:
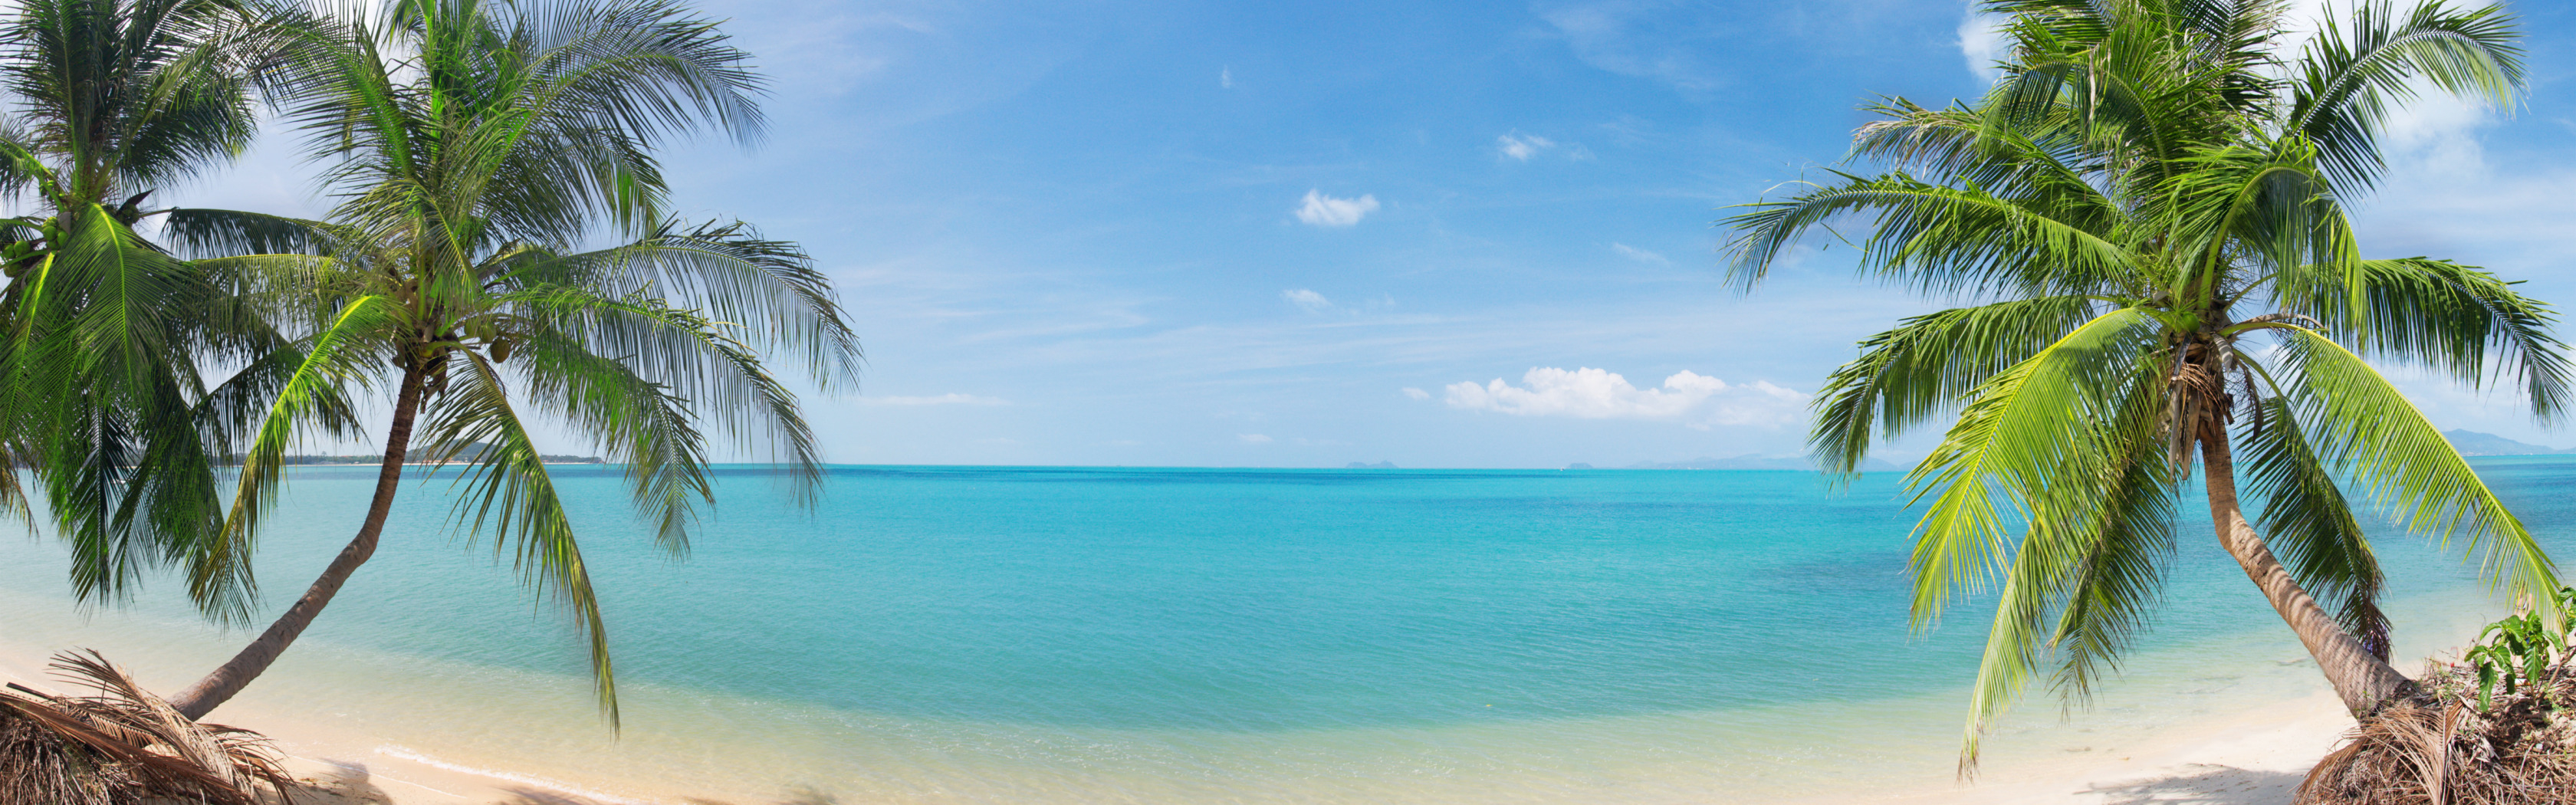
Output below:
[7,645,2363,805]
[1826,690,2353,805]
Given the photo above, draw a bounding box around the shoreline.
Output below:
[0,653,2366,805]
[0,629,2379,805]
[0,558,2503,805]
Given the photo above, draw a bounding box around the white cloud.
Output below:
[1446,367,1720,419]
[860,393,1010,406]
[1611,242,1668,264]
[1221,67,1234,89]
[1293,189,1379,227]
[1283,288,1334,313]
[1401,387,1431,400]
[1238,433,1273,444]
[1498,132,1555,161]
[1442,367,1807,428]
[1957,8,2007,84]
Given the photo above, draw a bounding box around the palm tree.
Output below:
[0,0,316,619]
[1724,0,2556,766]
[156,0,859,721]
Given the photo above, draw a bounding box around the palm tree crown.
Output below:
[159,0,859,721]
[1726,0,2560,767]
[0,0,310,616]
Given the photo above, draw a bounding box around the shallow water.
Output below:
[0,459,2561,802]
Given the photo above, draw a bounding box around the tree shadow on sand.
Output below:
[2080,764,2307,805]
[291,759,394,804]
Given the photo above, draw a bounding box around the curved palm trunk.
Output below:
[2200,431,2410,715]
[168,366,427,721]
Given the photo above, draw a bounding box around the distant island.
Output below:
[2443,429,2576,456]
[1345,461,1398,469]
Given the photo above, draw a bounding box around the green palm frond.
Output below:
[1810,295,2102,475]
[2288,0,2523,192]
[159,209,352,259]
[203,297,392,619]
[2279,327,2558,616]
[511,326,711,553]
[1952,352,2177,771]
[2160,138,2354,286]
[498,281,820,500]
[1724,172,2141,297]
[1906,307,2160,626]
[2045,419,2180,702]
[2239,395,2387,657]
[492,219,859,385]
[413,351,620,725]
[2279,258,2573,422]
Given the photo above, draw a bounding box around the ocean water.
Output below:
[0,460,2565,803]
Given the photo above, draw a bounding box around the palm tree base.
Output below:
[2299,665,2576,804]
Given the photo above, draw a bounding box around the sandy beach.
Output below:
[1,648,2363,805]
[1856,690,2351,805]
[278,690,2354,805]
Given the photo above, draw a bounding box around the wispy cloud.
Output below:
[1441,367,1806,428]
[1283,288,1335,313]
[861,393,1010,406]
[1956,7,2007,83]
[1611,242,1668,264]
[1293,189,1379,227]
[1221,67,1234,89]
[1238,433,1273,444]
[1401,387,1431,400]
[1534,2,1723,93]
[1498,132,1555,161]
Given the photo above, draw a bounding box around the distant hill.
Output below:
[1622,454,1907,472]
[2443,429,2571,457]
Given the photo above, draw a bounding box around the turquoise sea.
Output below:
[1,459,2567,803]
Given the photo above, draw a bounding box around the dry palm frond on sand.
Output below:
[0,649,294,805]
[2300,664,2576,805]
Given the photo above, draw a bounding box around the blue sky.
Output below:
[182,0,2576,468]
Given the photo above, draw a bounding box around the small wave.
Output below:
[374,745,649,804]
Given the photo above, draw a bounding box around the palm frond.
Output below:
[205,296,392,619]
[2288,0,2524,192]
[1724,172,2142,297]
[492,219,859,386]
[2279,326,2560,616]
[1906,307,2160,625]
[412,351,621,724]
[1811,295,2102,476]
[2279,257,2573,423]
[2240,394,2388,659]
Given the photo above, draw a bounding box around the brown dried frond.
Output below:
[2298,664,2576,805]
[0,649,294,805]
